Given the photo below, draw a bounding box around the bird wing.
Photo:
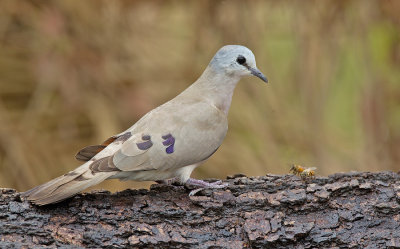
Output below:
[110,98,228,173]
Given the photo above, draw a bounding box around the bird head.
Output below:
[209,45,268,83]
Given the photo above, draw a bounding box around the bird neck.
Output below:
[187,66,240,115]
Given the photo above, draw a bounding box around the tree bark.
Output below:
[1,172,400,248]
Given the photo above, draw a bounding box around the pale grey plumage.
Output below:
[22,45,267,205]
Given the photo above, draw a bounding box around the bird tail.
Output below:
[21,159,117,206]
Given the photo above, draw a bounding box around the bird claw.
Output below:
[157,178,228,196]
[189,188,205,196]
[186,178,228,196]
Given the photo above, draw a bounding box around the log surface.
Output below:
[1,172,400,248]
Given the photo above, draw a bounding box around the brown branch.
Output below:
[1,172,400,248]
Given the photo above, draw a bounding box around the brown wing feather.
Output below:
[75,136,117,161]
[89,156,121,173]
[75,133,132,162]
[75,145,106,161]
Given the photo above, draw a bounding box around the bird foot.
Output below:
[186,178,228,196]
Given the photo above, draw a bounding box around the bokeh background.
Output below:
[1,0,399,192]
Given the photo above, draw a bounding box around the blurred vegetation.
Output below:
[0,0,399,192]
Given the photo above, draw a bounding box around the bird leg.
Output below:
[185,178,228,196]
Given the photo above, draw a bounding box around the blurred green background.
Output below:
[1,0,399,192]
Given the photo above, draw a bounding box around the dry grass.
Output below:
[0,0,399,192]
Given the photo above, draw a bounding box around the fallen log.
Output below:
[1,172,400,248]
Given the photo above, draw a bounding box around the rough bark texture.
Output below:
[1,172,400,248]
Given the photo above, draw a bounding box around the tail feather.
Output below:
[22,162,116,205]
[29,173,113,205]
[22,163,90,198]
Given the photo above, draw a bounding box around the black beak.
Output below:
[249,67,268,83]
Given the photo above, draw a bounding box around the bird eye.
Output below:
[236,55,246,65]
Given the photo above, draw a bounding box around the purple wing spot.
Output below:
[162,133,175,154]
[142,135,151,140]
[162,134,172,140]
[116,132,132,142]
[136,135,153,150]
[162,137,174,146]
[166,145,174,154]
[136,141,152,150]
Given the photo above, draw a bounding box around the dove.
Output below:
[22,45,268,205]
